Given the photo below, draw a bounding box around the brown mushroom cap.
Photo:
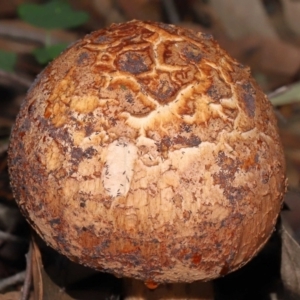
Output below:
[8,20,286,283]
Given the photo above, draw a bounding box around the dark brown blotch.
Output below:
[182,44,202,63]
[71,147,84,161]
[49,218,61,226]
[139,72,179,104]
[180,123,192,133]
[207,71,232,102]
[94,35,111,44]
[201,33,213,40]
[157,22,177,34]
[77,52,90,65]
[116,50,152,74]
[125,93,134,104]
[213,151,246,204]
[155,80,176,103]
[84,124,94,137]
[173,135,201,147]
[44,118,74,145]
[241,82,256,118]
[19,117,31,133]
[159,136,172,152]
[83,147,97,159]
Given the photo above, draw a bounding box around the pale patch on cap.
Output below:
[102,139,137,198]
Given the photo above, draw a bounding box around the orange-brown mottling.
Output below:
[8,20,286,283]
[144,280,159,290]
[192,253,202,265]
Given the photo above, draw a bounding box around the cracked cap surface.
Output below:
[8,20,286,283]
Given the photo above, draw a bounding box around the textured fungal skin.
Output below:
[8,20,286,283]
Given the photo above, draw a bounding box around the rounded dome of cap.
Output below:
[8,20,286,283]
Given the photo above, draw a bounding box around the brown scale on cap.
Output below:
[8,20,286,283]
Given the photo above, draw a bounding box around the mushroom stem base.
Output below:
[123,278,214,300]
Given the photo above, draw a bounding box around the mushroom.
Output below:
[8,20,286,299]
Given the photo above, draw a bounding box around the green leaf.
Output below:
[0,50,17,72]
[269,82,300,106]
[18,0,89,30]
[33,43,69,64]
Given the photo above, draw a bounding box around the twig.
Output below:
[0,20,77,45]
[268,81,300,106]
[0,21,46,44]
[0,70,32,89]
[268,85,289,99]
[20,243,33,300]
[0,271,26,292]
[161,0,180,24]
[267,81,300,124]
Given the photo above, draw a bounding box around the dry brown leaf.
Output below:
[281,0,300,36]
[0,291,20,300]
[92,0,125,26]
[69,0,119,29]
[31,240,42,300]
[117,0,161,21]
[220,35,300,78]
[258,38,300,76]
[31,239,75,300]
[209,0,278,39]
[0,291,34,300]
[282,191,300,240]
[281,215,300,299]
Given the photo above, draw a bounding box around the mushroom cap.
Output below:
[8,20,286,283]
